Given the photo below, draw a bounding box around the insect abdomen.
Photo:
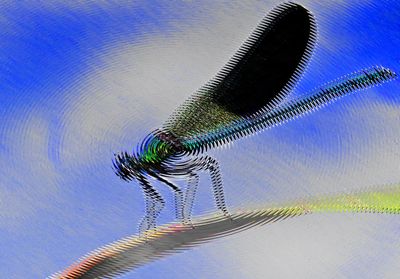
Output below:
[182,66,396,154]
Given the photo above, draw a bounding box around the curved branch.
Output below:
[49,184,400,279]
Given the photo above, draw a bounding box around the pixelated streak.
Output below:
[49,184,400,279]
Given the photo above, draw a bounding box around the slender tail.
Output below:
[253,66,397,130]
[183,66,396,152]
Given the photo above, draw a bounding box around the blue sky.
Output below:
[1,1,400,278]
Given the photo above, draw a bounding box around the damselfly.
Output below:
[113,2,396,233]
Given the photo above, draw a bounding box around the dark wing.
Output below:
[164,2,316,139]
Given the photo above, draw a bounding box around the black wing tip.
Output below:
[164,2,318,137]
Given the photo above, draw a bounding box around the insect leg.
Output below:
[202,156,230,217]
[183,172,199,225]
[136,175,165,234]
[141,195,156,230]
[152,175,185,224]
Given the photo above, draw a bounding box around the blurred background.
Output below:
[1,0,399,278]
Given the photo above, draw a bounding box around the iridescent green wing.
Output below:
[163,2,317,140]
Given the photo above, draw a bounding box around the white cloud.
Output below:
[217,213,396,279]
[0,111,60,230]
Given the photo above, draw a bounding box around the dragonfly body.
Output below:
[116,67,396,179]
[112,2,397,233]
[182,67,396,152]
